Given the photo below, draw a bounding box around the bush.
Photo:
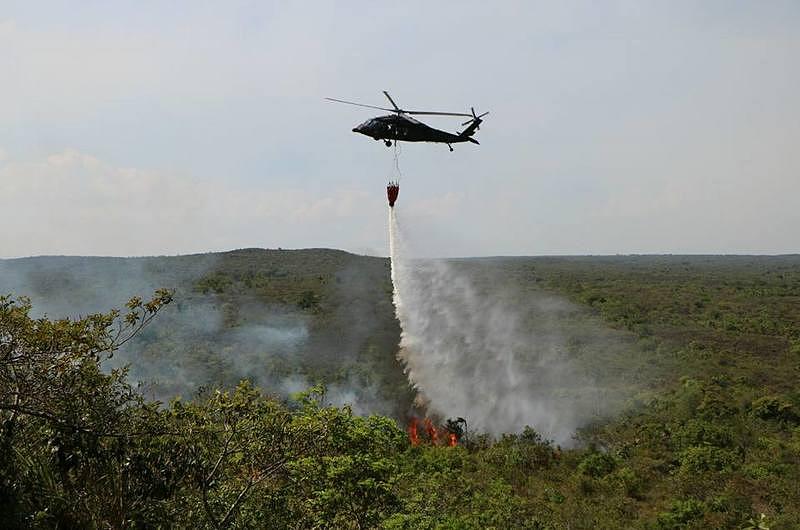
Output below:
[697,389,737,419]
[578,452,616,478]
[195,272,232,294]
[673,419,734,449]
[750,395,797,422]
[614,467,645,499]
[678,446,739,474]
[655,499,706,529]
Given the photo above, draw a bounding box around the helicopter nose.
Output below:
[353,120,372,135]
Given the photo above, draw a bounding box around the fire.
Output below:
[424,418,439,444]
[407,417,459,447]
[407,417,419,446]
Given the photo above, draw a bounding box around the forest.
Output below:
[1,250,799,528]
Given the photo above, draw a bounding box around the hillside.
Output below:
[2,251,800,527]
[0,248,413,416]
[3,251,798,417]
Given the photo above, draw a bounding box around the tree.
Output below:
[0,291,173,527]
[0,295,409,528]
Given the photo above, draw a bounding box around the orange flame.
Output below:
[408,418,419,446]
[424,418,439,445]
[408,417,459,447]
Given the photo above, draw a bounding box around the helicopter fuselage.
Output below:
[352,114,475,147]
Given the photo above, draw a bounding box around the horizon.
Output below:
[3,247,800,262]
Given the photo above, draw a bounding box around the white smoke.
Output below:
[389,207,607,445]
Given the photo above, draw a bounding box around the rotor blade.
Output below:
[325,97,395,112]
[406,110,475,117]
[383,91,400,111]
[461,111,490,126]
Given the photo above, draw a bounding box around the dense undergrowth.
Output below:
[1,253,799,528]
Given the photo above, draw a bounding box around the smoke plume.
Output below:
[0,250,411,416]
[389,208,612,445]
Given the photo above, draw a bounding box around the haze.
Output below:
[1,1,798,258]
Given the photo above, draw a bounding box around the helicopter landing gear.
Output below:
[384,140,393,147]
[447,144,453,152]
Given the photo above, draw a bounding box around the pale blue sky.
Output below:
[1,1,798,257]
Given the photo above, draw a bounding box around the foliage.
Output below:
[0,291,173,527]
[578,451,616,478]
[750,395,797,423]
[655,498,706,529]
[3,253,800,528]
[677,446,739,474]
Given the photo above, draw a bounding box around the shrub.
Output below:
[673,419,734,449]
[678,446,739,474]
[750,395,797,422]
[614,467,645,499]
[578,452,616,478]
[655,499,706,529]
[697,389,737,419]
[195,272,232,294]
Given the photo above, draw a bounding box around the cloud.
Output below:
[0,148,386,257]
[1,3,799,256]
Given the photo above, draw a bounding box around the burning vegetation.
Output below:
[407,417,464,447]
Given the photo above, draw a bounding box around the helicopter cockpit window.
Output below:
[369,119,387,132]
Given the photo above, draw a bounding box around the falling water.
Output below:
[388,206,607,444]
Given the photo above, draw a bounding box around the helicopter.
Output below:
[326,91,488,151]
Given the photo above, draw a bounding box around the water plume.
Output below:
[389,207,606,445]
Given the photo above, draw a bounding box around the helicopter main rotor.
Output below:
[325,91,478,119]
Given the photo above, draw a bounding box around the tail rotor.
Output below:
[461,107,490,129]
[459,107,489,139]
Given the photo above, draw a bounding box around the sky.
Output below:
[1,1,798,258]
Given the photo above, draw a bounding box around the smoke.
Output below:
[0,250,413,416]
[389,208,614,445]
[279,374,396,417]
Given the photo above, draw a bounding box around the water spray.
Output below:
[388,205,607,445]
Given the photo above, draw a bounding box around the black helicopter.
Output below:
[326,91,488,151]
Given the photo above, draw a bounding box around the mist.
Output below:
[0,250,412,416]
[389,208,627,445]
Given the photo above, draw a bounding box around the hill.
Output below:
[0,248,413,416]
[3,251,798,419]
[2,251,800,527]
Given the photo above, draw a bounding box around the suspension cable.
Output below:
[392,141,402,181]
